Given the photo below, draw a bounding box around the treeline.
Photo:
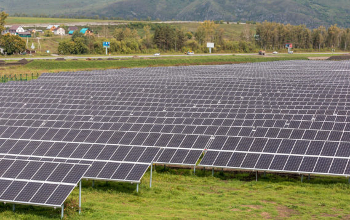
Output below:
[58,21,257,55]
[57,20,350,55]
[256,21,350,51]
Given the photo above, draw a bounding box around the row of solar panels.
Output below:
[3,119,350,134]
[0,158,89,207]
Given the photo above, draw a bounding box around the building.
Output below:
[68,26,78,32]
[18,32,32,37]
[80,28,93,36]
[68,30,75,35]
[9,25,25,35]
[46,25,59,31]
[53,27,66,35]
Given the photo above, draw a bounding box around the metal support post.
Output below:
[79,180,82,215]
[92,180,94,188]
[136,183,139,193]
[348,177,350,184]
[12,204,15,212]
[212,168,214,177]
[264,171,266,177]
[61,204,64,219]
[194,166,196,175]
[150,163,153,188]
[308,174,310,180]
[256,171,258,182]
[301,174,304,183]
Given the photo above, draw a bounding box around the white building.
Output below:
[53,27,66,35]
[8,25,25,35]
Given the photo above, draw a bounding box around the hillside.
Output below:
[1,0,350,27]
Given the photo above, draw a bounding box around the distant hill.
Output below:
[1,0,350,28]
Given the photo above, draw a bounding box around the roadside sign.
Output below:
[207,42,214,54]
[103,42,110,55]
[285,43,293,48]
[103,42,110,48]
[207,42,214,48]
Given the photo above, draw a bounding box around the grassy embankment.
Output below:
[0,167,350,219]
[0,55,311,81]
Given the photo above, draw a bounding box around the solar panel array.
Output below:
[1,60,350,208]
[0,158,89,207]
[198,61,350,176]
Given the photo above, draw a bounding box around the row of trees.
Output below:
[58,21,242,55]
[256,21,350,51]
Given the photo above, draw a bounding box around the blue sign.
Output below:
[103,42,110,48]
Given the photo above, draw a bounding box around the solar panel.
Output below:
[0,159,89,207]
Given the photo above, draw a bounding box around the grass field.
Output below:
[5,17,125,25]
[0,167,350,219]
[0,55,310,80]
[172,23,256,41]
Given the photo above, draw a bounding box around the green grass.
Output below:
[1,167,350,219]
[24,55,309,71]
[173,23,256,41]
[0,55,312,81]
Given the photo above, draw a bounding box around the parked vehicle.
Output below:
[259,50,266,55]
[154,53,160,56]
[272,51,278,54]
[187,51,194,55]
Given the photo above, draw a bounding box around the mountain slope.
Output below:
[1,0,350,27]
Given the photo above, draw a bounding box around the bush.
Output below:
[44,30,53,37]
[0,33,26,55]
[58,37,89,55]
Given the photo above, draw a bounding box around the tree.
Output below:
[185,32,193,39]
[143,25,152,48]
[0,12,8,35]
[153,25,176,51]
[113,27,138,41]
[175,29,186,51]
[58,40,74,54]
[200,20,218,42]
[44,30,54,37]
[327,25,341,48]
[215,28,225,49]
[341,28,350,50]
[72,31,85,41]
[1,34,26,55]
[195,26,205,45]
[72,37,89,54]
